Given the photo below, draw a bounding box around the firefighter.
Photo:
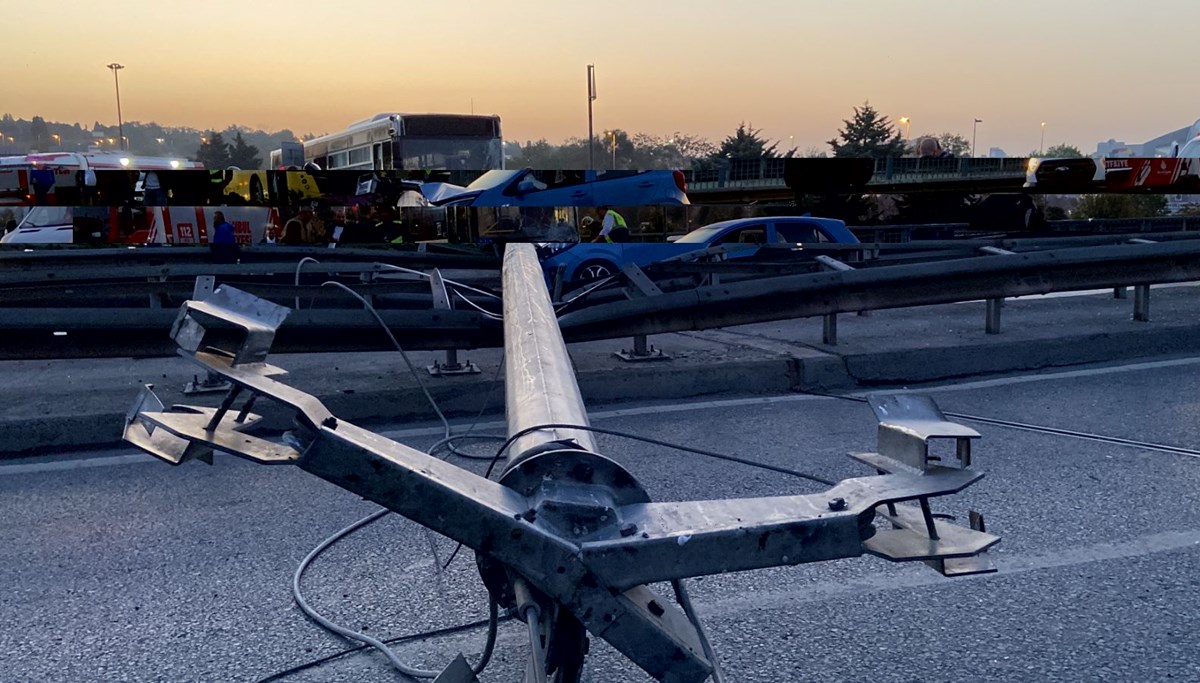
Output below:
[590,206,630,243]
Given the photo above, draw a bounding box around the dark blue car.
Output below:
[540,215,859,284]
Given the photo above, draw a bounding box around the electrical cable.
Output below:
[291,509,438,680]
[275,280,508,680]
[807,390,1200,458]
[483,422,836,486]
[253,603,506,683]
[452,288,504,320]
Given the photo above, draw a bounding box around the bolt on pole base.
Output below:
[427,349,482,376]
[183,371,233,395]
[614,334,672,362]
[427,360,482,376]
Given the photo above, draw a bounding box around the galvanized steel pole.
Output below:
[501,243,597,468]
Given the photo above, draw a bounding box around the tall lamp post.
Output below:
[1040,121,1046,155]
[106,63,125,151]
[899,117,911,145]
[587,64,596,170]
[971,118,982,157]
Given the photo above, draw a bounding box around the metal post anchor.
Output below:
[428,348,481,376]
[615,334,671,362]
[427,268,481,376]
[183,371,233,395]
[614,264,671,362]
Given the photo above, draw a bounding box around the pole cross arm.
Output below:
[121,268,1001,682]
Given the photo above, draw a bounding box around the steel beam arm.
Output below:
[582,467,988,590]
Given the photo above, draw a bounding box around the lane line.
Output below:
[6,354,1200,475]
[698,529,1200,618]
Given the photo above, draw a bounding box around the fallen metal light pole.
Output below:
[122,244,1000,682]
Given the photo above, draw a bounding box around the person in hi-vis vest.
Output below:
[590,207,630,243]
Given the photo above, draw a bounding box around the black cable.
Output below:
[253,607,512,683]
[483,422,836,486]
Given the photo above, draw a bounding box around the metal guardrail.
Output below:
[555,240,1200,342]
[3,237,1200,360]
[685,157,1030,193]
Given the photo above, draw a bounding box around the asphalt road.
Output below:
[3,357,1200,682]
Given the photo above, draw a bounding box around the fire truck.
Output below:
[0,205,280,245]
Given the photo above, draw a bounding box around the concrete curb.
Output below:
[4,324,1198,457]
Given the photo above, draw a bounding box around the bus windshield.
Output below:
[396,138,500,171]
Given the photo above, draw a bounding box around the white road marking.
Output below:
[5,354,1200,475]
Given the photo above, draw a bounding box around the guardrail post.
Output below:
[823,313,838,345]
[182,276,234,395]
[427,269,480,376]
[985,298,1003,334]
[148,275,168,309]
[815,255,858,335]
[1133,285,1150,322]
[615,264,672,362]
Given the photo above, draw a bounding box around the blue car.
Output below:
[420,168,690,207]
[540,216,859,284]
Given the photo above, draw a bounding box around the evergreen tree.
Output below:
[828,102,906,159]
[195,131,232,168]
[710,123,781,161]
[228,131,262,169]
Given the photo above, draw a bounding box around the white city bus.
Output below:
[269,113,503,172]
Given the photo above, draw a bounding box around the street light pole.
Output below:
[107,63,125,151]
[1040,122,1046,155]
[610,131,617,170]
[900,117,911,145]
[587,64,596,170]
[972,118,982,157]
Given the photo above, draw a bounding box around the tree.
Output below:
[195,131,232,168]
[1030,144,1084,158]
[828,102,906,159]
[228,131,262,169]
[1074,194,1168,219]
[29,116,49,151]
[710,123,782,162]
[912,132,970,157]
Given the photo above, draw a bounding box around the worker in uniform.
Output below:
[590,206,630,243]
[375,206,408,244]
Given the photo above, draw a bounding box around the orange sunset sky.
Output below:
[3,0,1198,155]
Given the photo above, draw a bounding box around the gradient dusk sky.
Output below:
[3,0,1197,155]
